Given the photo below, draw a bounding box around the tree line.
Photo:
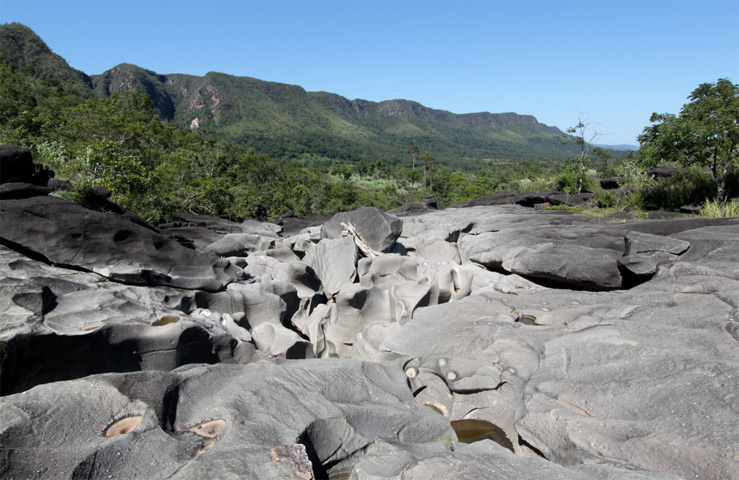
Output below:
[1,62,736,223]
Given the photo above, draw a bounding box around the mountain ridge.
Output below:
[1,23,581,167]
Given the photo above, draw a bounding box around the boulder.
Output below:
[321,206,403,253]
[617,231,691,285]
[251,322,314,359]
[387,198,439,217]
[0,145,68,199]
[513,189,563,207]
[409,237,461,264]
[0,181,53,199]
[0,145,35,183]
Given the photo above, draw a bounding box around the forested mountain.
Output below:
[93,64,579,166]
[1,23,580,167]
[0,22,92,96]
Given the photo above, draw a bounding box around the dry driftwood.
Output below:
[341,222,380,258]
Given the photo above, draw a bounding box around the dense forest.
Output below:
[1,22,737,223]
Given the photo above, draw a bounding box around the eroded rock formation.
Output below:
[1,146,737,479]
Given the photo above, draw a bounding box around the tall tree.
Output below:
[638,78,738,201]
[408,144,420,171]
[421,152,436,191]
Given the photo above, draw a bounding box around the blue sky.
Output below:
[1,0,737,146]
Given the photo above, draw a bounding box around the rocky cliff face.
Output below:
[1,146,738,479]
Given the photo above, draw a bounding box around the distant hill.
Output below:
[1,23,582,167]
[596,143,639,151]
[0,22,92,96]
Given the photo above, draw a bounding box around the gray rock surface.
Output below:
[303,236,358,297]
[375,213,739,479]
[350,440,680,480]
[1,167,737,480]
[321,206,403,253]
[0,359,453,479]
[0,196,240,291]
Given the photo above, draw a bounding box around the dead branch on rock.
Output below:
[341,222,380,258]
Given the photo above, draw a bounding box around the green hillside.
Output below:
[0,22,581,167]
[91,64,580,166]
[0,22,92,96]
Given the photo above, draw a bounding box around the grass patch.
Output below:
[545,205,584,211]
[700,198,739,218]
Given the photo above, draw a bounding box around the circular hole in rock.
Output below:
[105,416,143,437]
[451,419,514,452]
[152,315,180,327]
[188,419,227,438]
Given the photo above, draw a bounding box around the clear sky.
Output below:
[1,0,737,146]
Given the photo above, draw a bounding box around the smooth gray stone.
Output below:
[304,236,358,297]
[0,196,240,291]
[376,220,739,479]
[321,206,403,253]
[243,254,322,298]
[264,245,302,262]
[205,232,275,256]
[349,440,680,480]
[0,359,454,479]
[194,281,300,330]
[296,282,433,359]
[287,225,322,257]
[411,237,461,264]
[0,321,253,395]
[251,322,314,359]
[502,243,624,290]
[240,218,283,237]
[670,224,739,273]
[617,231,692,281]
[624,231,691,256]
[357,255,465,303]
[159,225,224,249]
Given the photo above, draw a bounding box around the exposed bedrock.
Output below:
[0,359,454,479]
[0,196,241,291]
[1,150,738,480]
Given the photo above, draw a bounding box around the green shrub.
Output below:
[593,188,619,208]
[631,167,715,211]
[555,159,597,194]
